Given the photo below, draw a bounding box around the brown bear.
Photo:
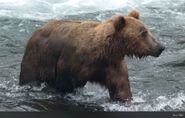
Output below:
[19,10,165,102]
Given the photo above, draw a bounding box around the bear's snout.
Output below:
[152,44,165,57]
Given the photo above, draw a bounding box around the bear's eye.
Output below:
[141,30,148,37]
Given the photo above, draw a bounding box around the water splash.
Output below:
[0,0,185,112]
[0,0,153,20]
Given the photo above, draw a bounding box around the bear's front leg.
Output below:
[105,61,132,102]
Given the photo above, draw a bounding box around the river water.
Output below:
[0,0,185,111]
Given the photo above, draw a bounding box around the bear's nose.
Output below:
[156,45,165,57]
[159,45,165,53]
[152,44,165,57]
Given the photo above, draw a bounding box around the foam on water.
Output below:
[102,93,185,111]
[64,82,109,104]
[0,0,153,20]
[63,82,185,111]
[0,0,185,111]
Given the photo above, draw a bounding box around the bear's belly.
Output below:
[54,65,103,93]
[54,73,87,93]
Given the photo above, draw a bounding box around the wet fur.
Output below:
[20,10,163,101]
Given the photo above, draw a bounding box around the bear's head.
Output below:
[112,10,165,58]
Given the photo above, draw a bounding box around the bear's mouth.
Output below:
[127,53,148,59]
[126,47,151,59]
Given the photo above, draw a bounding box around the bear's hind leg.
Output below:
[19,48,41,86]
[19,62,40,86]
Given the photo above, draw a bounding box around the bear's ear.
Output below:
[128,10,140,19]
[112,16,126,33]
